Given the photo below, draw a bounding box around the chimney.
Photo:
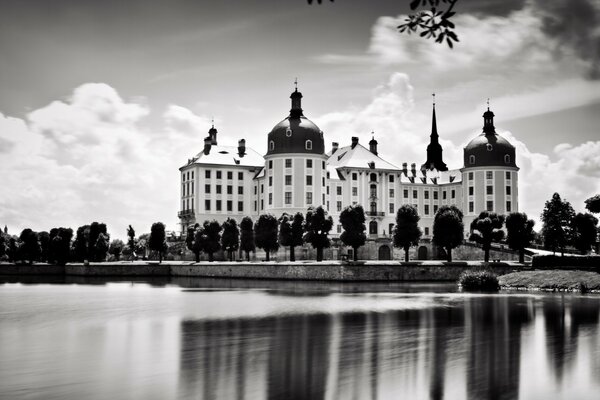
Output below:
[402,162,408,176]
[237,139,246,157]
[410,163,416,176]
[331,142,339,154]
[203,137,212,155]
[351,137,359,149]
[369,136,378,155]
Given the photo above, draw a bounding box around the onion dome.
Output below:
[266,86,325,155]
[463,105,517,168]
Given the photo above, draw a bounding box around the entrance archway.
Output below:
[378,245,391,260]
[418,246,428,260]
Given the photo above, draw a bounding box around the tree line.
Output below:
[1,192,597,264]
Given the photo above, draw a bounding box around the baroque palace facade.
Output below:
[178,86,519,259]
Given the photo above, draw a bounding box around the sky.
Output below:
[0,0,599,239]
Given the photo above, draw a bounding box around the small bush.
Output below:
[458,270,499,292]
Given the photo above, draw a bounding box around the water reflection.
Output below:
[1,279,599,400]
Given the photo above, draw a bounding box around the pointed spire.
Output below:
[431,93,438,143]
[421,94,447,171]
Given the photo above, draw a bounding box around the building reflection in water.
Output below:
[178,296,600,400]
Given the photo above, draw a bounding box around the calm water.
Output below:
[1,277,599,400]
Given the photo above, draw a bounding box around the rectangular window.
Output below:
[269,176,273,186]
[261,184,264,194]
[285,192,292,204]
[205,184,211,193]
[424,204,430,215]
[326,187,329,195]
[322,161,325,169]
[506,186,511,195]
[424,191,430,200]
[389,189,395,198]
[227,185,233,195]
[451,189,455,199]
[187,172,189,180]
[254,186,257,195]
[191,171,194,179]
[205,200,210,210]
[336,186,342,195]
[413,190,418,199]
[238,201,244,212]
[227,171,233,180]
[269,193,273,205]
[285,175,292,185]
[352,173,357,181]
[216,200,222,211]
[469,201,474,213]
[261,200,264,209]
[505,171,511,180]
[506,201,512,212]
[227,200,232,211]
[469,172,473,180]
[337,201,342,212]
[254,201,257,211]
[322,177,325,186]
[216,185,222,194]
[238,172,243,180]
[425,227,430,236]
[404,189,409,198]
[285,159,292,168]
[269,160,273,168]
[486,185,493,195]
[486,171,493,180]
[216,171,222,179]
[389,203,394,213]
[442,191,447,200]
[306,159,313,168]
[238,186,244,195]
[389,175,394,183]
[337,225,342,233]
[205,170,211,179]
[469,186,474,196]
[434,205,438,214]
[487,200,494,211]
[352,187,358,196]
[433,191,438,200]
[306,192,313,204]
[306,176,313,186]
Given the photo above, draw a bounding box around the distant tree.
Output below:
[221,218,240,261]
[95,233,110,262]
[0,232,6,260]
[393,204,422,262]
[7,236,19,262]
[339,205,366,261]
[73,225,90,261]
[19,229,40,264]
[304,206,334,262]
[48,227,73,265]
[136,234,149,259]
[109,239,125,261]
[571,213,598,254]
[255,214,279,261]
[541,193,575,256]
[202,220,222,262]
[127,225,136,260]
[469,211,505,262]
[585,195,600,214]
[149,222,168,263]
[279,213,304,262]
[240,217,255,261]
[38,231,50,263]
[505,212,535,263]
[186,223,203,262]
[433,205,464,262]
[88,222,109,262]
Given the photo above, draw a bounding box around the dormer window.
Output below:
[469,155,475,165]
[285,128,292,137]
[305,140,312,150]
[504,154,510,164]
[269,140,274,151]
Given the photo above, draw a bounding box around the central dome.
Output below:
[463,108,517,168]
[266,89,325,156]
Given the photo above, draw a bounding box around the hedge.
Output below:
[531,255,600,269]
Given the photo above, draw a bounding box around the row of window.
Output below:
[401,189,455,200]
[269,140,313,151]
[467,200,512,213]
[182,182,194,197]
[204,199,244,212]
[467,154,511,165]
[203,185,244,195]
[182,170,194,182]
[468,171,512,180]
[204,170,245,180]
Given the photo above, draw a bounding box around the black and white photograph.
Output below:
[1,0,600,399]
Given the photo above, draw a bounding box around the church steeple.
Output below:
[290,78,303,118]
[421,93,448,171]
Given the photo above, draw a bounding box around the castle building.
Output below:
[179,87,519,253]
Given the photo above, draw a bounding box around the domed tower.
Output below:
[461,103,519,224]
[263,83,328,216]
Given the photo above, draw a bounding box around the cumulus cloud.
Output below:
[0,84,210,239]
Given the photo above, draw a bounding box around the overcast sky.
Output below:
[1,0,599,238]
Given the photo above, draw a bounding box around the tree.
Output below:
[48,227,73,266]
[304,206,334,262]
[19,229,41,265]
[149,222,167,263]
[7,236,19,262]
[255,214,279,261]
[95,232,110,262]
[393,204,422,262]
[73,225,90,261]
[202,220,222,262]
[505,212,535,263]
[432,205,464,262]
[585,195,600,214]
[541,193,575,256]
[88,222,109,262]
[0,232,6,260]
[240,216,255,261]
[38,231,50,263]
[127,225,136,261]
[469,211,505,262]
[339,205,366,261]
[221,218,240,261]
[136,234,149,259]
[279,213,304,262]
[571,213,598,254]
[109,239,125,261]
[186,223,203,262]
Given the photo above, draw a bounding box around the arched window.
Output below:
[285,128,292,137]
[269,140,274,151]
[370,202,377,213]
[370,184,377,198]
[469,155,475,165]
[504,154,510,164]
[369,220,378,234]
[370,173,377,182]
[305,140,312,150]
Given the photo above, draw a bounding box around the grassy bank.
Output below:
[499,270,600,293]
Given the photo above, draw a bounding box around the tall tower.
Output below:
[421,95,448,171]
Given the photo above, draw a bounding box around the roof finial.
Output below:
[294,77,298,92]
[486,98,490,111]
[432,92,436,107]
[211,116,214,128]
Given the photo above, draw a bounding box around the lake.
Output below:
[1,277,599,400]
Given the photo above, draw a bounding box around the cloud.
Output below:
[0,84,210,239]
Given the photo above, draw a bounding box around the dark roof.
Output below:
[463,108,517,168]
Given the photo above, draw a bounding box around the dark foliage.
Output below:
[149,222,167,263]
[38,231,50,263]
[304,206,334,262]
[0,232,6,259]
[433,205,464,262]
[469,211,505,262]
[255,214,279,261]
[571,213,598,254]
[240,216,255,261]
[532,254,600,269]
[458,270,499,292]
[202,220,222,262]
[397,0,459,47]
[127,225,136,260]
[505,212,535,263]
[19,229,41,264]
[48,227,73,265]
[221,218,240,261]
[89,222,110,262]
[339,205,366,261]
[7,236,19,262]
[109,239,124,261]
[541,193,575,255]
[186,223,203,262]
[585,194,600,214]
[393,204,422,262]
[279,213,304,262]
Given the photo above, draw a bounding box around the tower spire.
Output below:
[290,78,303,118]
[421,94,447,171]
[431,93,438,143]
